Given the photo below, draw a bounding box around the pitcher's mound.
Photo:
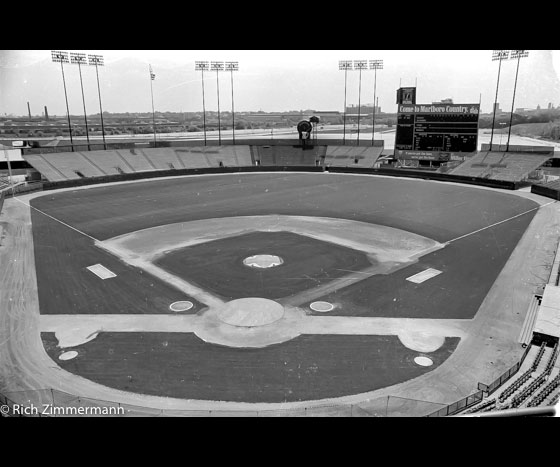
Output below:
[217,298,285,327]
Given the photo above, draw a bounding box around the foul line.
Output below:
[446,200,556,245]
[13,197,99,243]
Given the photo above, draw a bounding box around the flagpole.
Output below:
[149,65,156,147]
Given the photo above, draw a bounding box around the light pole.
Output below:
[195,61,209,146]
[88,54,106,150]
[506,50,529,152]
[225,61,239,145]
[354,60,368,146]
[51,51,74,151]
[149,64,157,147]
[370,59,383,146]
[69,52,91,151]
[490,50,510,151]
[211,61,225,145]
[339,60,353,145]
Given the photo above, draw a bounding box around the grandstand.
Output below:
[22,146,256,182]
[116,149,156,172]
[448,151,551,181]
[253,144,324,166]
[323,146,384,168]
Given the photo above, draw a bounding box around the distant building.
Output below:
[493,102,502,113]
[345,104,381,114]
[432,98,453,104]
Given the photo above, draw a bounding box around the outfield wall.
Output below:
[39,164,521,192]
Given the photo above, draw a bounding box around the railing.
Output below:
[477,343,533,396]
[425,391,484,417]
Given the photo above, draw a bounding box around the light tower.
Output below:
[339,60,353,145]
[211,61,225,145]
[50,50,74,151]
[88,54,106,150]
[369,59,383,146]
[490,50,510,151]
[506,50,529,152]
[69,52,91,150]
[195,61,210,145]
[225,61,239,144]
[354,60,368,145]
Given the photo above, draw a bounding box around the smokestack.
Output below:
[27,101,31,119]
[44,106,49,121]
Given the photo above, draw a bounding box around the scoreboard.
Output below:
[395,103,480,161]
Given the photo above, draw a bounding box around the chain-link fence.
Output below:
[0,388,449,418]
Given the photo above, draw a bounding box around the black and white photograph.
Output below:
[1,49,559,418]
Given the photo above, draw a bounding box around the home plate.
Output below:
[406,268,442,284]
[86,264,117,279]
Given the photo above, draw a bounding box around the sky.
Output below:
[1,50,560,117]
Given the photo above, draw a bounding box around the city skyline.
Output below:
[2,50,560,117]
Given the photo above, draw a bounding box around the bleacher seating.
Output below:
[324,146,383,168]
[78,150,130,176]
[449,151,551,182]
[174,148,212,169]
[254,145,324,166]
[498,368,533,403]
[142,148,184,170]
[462,398,496,414]
[544,342,559,373]
[23,154,70,182]
[116,149,155,172]
[532,341,547,370]
[509,373,548,408]
[42,152,105,179]
[527,374,560,407]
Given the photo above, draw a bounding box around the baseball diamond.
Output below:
[1,165,559,416]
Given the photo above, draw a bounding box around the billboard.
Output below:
[395,103,480,161]
[396,87,416,105]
